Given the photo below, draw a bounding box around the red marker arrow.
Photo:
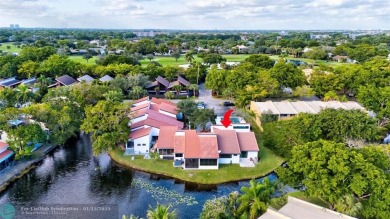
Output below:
[221,109,234,128]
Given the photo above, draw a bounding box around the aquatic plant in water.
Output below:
[131,179,198,206]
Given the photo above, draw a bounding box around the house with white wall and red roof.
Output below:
[128,96,260,169]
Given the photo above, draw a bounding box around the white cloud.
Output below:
[0,0,389,29]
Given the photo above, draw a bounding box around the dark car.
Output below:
[223,101,235,107]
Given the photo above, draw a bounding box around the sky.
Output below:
[0,0,389,30]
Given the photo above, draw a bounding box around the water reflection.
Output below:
[0,135,279,219]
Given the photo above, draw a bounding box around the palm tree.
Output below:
[154,86,160,95]
[335,194,362,217]
[131,86,147,99]
[147,204,176,219]
[237,178,277,219]
[165,91,174,100]
[187,84,198,97]
[184,51,194,63]
[172,84,182,95]
[16,84,34,105]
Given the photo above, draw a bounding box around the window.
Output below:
[220,154,232,158]
[175,153,183,158]
[142,144,146,146]
[200,159,217,166]
[280,114,288,117]
[240,151,248,158]
[233,126,249,129]
[159,149,174,155]
[137,144,141,146]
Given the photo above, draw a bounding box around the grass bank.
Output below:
[109,145,284,185]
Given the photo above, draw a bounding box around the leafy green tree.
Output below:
[301,47,328,60]
[16,84,35,105]
[0,87,18,108]
[192,109,215,131]
[163,66,181,81]
[7,123,47,159]
[334,194,363,217]
[164,91,174,100]
[270,59,306,89]
[276,140,390,218]
[146,204,176,219]
[177,99,198,125]
[129,86,147,99]
[187,84,198,96]
[81,100,131,155]
[200,192,240,219]
[110,75,130,93]
[184,51,194,63]
[83,53,93,62]
[171,51,181,62]
[18,60,40,78]
[237,178,278,219]
[103,90,124,102]
[309,70,341,97]
[245,54,274,69]
[357,85,390,127]
[39,54,82,78]
[293,85,314,99]
[201,53,226,64]
[205,66,227,96]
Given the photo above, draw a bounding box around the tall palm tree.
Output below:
[335,194,362,217]
[147,204,176,219]
[187,84,198,97]
[172,84,182,95]
[164,91,174,100]
[16,84,34,105]
[237,178,277,219]
[184,51,194,63]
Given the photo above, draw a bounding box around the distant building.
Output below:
[250,100,366,128]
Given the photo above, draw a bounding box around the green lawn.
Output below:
[0,42,23,53]
[68,55,98,65]
[109,145,284,185]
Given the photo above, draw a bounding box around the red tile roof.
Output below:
[174,134,185,153]
[213,129,241,154]
[151,97,176,106]
[155,126,178,149]
[130,120,144,129]
[0,141,8,151]
[146,109,183,128]
[184,130,200,158]
[131,102,150,112]
[198,134,219,159]
[130,108,148,118]
[134,96,149,104]
[159,102,178,115]
[237,132,259,151]
[149,104,159,111]
[130,127,152,139]
[0,150,13,161]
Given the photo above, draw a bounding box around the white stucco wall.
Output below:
[132,135,152,154]
[219,154,240,164]
[132,100,149,107]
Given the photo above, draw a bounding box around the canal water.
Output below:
[0,135,278,219]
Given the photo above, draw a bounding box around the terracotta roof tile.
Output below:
[237,132,259,151]
[131,102,150,112]
[184,130,200,158]
[146,109,183,128]
[134,96,149,104]
[130,127,152,139]
[151,97,175,106]
[213,129,241,154]
[0,141,8,151]
[130,108,148,118]
[155,126,178,149]
[130,120,144,129]
[159,102,178,115]
[199,134,219,158]
[174,134,185,153]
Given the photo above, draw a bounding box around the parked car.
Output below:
[197,102,206,109]
[223,101,235,107]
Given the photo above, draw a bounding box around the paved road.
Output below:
[169,83,232,116]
